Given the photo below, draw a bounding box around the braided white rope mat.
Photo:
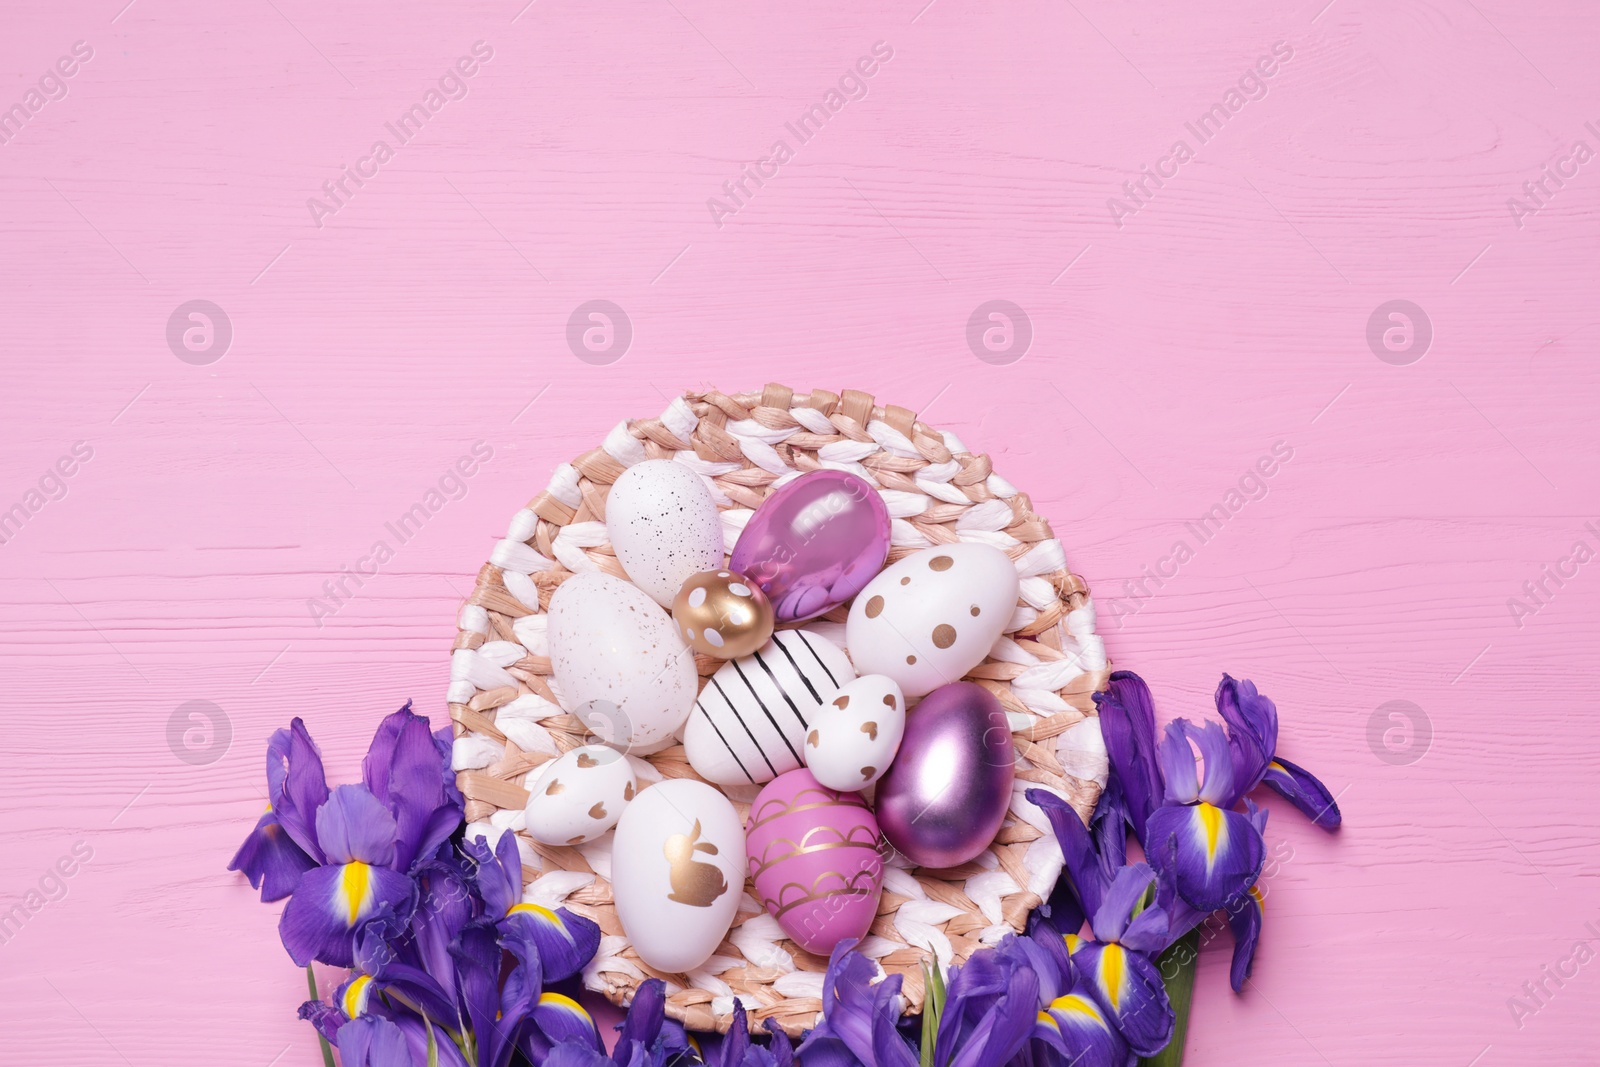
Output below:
[446,384,1110,1035]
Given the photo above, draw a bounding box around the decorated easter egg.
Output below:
[606,459,724,608]
[683,629,855,785]
[547,572,697,754]
[746,769,884,956]
[522,745,637,846]
[804,674,906,791]
[611,778,745,974]
[672,569,775,659]
[844,543,1019,698]
[875,682,1014,868]
[730,469,891,623]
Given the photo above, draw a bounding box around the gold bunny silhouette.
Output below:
[663,819,728,908]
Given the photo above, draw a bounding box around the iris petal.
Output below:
[316,785,399,867]
[531,992,601,1051]
[1228,885,1265,992]
[276,718,330,864]
[1145,802,1265,913]
[1026,787,1110,919]
[1156,723,1200,805]
[500,903,601,983]
[1037,983,1130,1067]
[1074,940,1173,1057]
[229,810,317,902]
[334,1015,410,1067]
[1180,720,1237,807]
[1093,671,1165,840]
[1215,674,1277,791]
[279,862,414,967]
[1264,756,1342,830]
[463,832,522,919]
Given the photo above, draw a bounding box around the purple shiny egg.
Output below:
[730,469,890,623]
[875,682,1014,869]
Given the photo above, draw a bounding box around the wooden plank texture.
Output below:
[1,0,1597,1063]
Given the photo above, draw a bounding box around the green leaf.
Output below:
[920,958,947,1067]
[306,965,337,1067]
[1138,929,1201,1067]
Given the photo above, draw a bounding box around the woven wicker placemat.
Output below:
[447,383,1110,1035]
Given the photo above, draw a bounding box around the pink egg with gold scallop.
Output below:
[745,769,884,956]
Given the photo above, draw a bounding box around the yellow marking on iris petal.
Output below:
[1063,932,1082,954]
[1195,803,1226,871]
[1268,760,1286,773]
[538,992,592,1023]
[1248,884,1266,910]
[339,861,373,926]
[508,902,577,945]
[1048,993,1106,1025]
[1036,1010,1059,1030]
[342,974,373,1018]
[1098,943,1128,1011]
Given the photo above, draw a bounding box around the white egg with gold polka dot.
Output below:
[844,543,1019,698]
[523,744,637,846]
[804,673,906,792]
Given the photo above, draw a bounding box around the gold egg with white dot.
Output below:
[672,568,775,659]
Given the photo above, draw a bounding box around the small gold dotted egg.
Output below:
[671,568,775,659]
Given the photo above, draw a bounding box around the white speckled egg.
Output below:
[547,572,697,754]
[804,674,905,791]
[611,779,745,974]
[844,543,1020,698]
[682,629,855,786]
[523,745,637,846]
[606,460,724,608]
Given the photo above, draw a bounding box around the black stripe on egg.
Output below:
[781,630,837,699]
[704,676,763,781]
[747,647,811,735]
[730,655,804,767]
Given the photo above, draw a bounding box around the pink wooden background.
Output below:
[3,0,1598,1062]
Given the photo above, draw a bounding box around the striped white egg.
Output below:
[682,629,856,785]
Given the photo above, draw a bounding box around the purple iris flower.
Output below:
[299,972,470,1067]
[609,979,693,1065]
[795,940,915,1067]
[1214,675,1342,830]
[1068,865,1174,1058]
[228,726,319,901]
[1144,719,1267,913]
[464,831,601,983]
[690,1001,794,1067]
[278,783,419,967]
[931,945,1040,1067]
[240,704,472,968]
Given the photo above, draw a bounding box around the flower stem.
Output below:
[306,965,336,1067]
[1139,929,1200,1067]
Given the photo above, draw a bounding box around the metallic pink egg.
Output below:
[745,769,884,956]
[730,469,891,623]
[875,682,1014,868]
